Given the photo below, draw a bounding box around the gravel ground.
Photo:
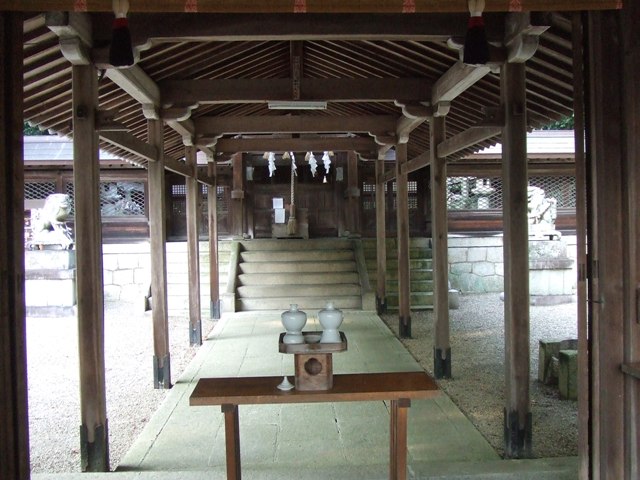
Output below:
[27,300,215,473]
[381,292,578,459]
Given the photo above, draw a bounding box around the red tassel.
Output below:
[463,15,490,65]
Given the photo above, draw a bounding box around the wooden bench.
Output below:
[190,371,439,480]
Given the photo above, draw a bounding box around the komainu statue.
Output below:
[527,185,560,239]
[27,193,74,250]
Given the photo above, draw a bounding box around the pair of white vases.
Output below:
[281,302,343,344]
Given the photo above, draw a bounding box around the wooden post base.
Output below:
[211,299,221,319]
[190,319,202,346]
[80,422,109,472]
[153,354,172,389]
[503,408,532,458]
[376,295,387,314]
[433,347,451,379]
[399,315,411,338]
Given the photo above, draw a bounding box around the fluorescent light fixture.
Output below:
[268,100,327,110]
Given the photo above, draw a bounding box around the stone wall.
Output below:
[448,234,577,295]
[102,243,151,302]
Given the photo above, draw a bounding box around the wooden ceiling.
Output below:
[21,7,581,169]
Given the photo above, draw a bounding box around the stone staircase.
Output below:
[230,238,368,311]
[362,237,434,310]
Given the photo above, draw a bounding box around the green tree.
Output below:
[542,114,574,130]
[23,122,50,135]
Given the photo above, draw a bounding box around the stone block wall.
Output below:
[448,234,578,295]
[103,243,151,302]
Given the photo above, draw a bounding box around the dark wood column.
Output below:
[346,150,361,235]
[430,115,451,379]
[231,152,245,238]
[501,61,531,458]
[208,161,221,319]
[395,142,411,337]
[375,155,387,313]
[72,64,109,471]
[148,118,171,389]
[587,7,640,478]
[0,12,30,479]
[185,145,201,345]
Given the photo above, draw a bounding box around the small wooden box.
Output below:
[294,353,333,391]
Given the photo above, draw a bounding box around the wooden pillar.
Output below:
[375,155,387,313]
[185,146,201,345]
[587,7,640,478]
[148,118,171,389]
[346,150,361,236]
[0,12,30,479]
[72,64,109,471]
[396,142,411,338]
[501,61,531,458]
[571,13,590,480]
[230,152,244,238]
[430,115,451,379]
[208,161,221,319]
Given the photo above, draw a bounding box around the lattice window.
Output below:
[25,181,56,200]
[447,176,576,210]
[65,182,75,215]
[216,185,229,214]
[100,181,145,217]
[172,184,186,196]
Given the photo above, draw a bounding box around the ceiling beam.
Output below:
[214,136,377,153]
[402,151,431,175]
[194,115,398,136]
[8,2,621,13]
[160,78,431,106]
[99,131,158,163]
[105,66,160,106]
[437,126,502,158]
[431,61,492,106]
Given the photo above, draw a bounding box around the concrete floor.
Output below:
[34,309,578,479]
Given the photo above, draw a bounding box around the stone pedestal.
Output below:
[528,238,575,305]
[25,250,76,316]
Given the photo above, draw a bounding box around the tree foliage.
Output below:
[542,114,574,130]
[23,122,50,135]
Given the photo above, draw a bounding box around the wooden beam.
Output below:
[72,64,109,471]
[0,13,29,479]
[501,61,531,459]
[207,161,221,319]
[438,126,502,158]
[215,136,377,153]
[105,65,160,106]
[3,1,622,13]
[98,130,158,163]
[161,78,431,105]
[194,115,398,136]
[403,151,431,175]
[430,115,450,379]
[185,146,202,346]
[431,61,491,105]
[374,155,388,314]
[395,103,430,144]
[395,142,411,338]
[148,118,171,390]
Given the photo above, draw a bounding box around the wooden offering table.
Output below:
[190,371,439,480]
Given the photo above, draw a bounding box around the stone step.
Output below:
[370,269,433,282]
[366,258,433,271]
[237,295,362,311]
[238,271,360,286]
[239,238,353,251]
[240,249,354,263]
[386,291,434,307]
[237,283,361,298]
[239,260,356,274]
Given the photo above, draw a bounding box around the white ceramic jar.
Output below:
[318,301,343,343]
[281,304,307,344]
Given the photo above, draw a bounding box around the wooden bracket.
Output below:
[504,13,549,63]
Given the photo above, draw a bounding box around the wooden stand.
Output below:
[279,331,347,391]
